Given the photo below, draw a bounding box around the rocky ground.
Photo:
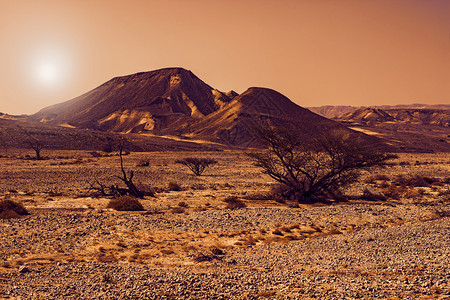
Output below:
[0,150,449,299]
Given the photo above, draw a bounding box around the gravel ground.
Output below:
[1,202,449,299]
[1,151,449,299]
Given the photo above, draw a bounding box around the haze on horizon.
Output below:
[0,0,449,115]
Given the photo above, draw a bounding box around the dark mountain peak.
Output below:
[32,67,223,131]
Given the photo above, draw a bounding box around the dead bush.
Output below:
[0,200,30,219]
[106,196,145,211]
[223,196,246,209]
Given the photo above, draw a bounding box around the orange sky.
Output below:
[0,0,449,115]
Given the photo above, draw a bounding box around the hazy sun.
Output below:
[29,45,73,91]
[36,61,59,85]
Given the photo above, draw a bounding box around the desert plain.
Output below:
[0,149,449,299]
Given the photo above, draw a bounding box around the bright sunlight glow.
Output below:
[36,61,59,86]
[28,44,74,92]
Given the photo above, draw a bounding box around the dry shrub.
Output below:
[106,196,145,211]
[175,157,218,176]
[223,196,246,209]
[182,245,197,252]
[168,182,182,191]
[135,183,156,197]
[170,207,185,214]
[193,207,207,212]
[194,254,215,262]
[178,201,188,207]
[394,175,435,187]
[258,291,276,298]
[96,253,118,262]
[362,188,387,201]
[89,151,104,157]
[210,247,225,256]
[374,174,390,181]
[0,200,29,219]
[191,183,207,190]
[382,184,406,200]
[160,249,174,255]
[137,160,150,167]
[404,188,426,199]
[364,177,376,184]
[242,192,272,201]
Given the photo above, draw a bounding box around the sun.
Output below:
[36,61,59,86]
[29,46,73,91]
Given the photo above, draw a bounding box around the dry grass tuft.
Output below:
[0,200,29,219]
[106,196,145,211]
[223,196,246,209]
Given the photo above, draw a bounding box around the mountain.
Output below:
[31,67,385,149]
[338,108,395,124]
[307,106,358,119]
[309,104,450,120]
[32,68,234,133]
[386,109,449,127]
[188,87,365,147]
[330,107,450,152]
[337,107,449,127]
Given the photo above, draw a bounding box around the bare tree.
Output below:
[87,139,146,198]
[115,143,144,198]
[175,157,218,176]
[18,126,44,160]
[247,125,396,203]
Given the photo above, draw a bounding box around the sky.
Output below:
[0,0,449,115]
